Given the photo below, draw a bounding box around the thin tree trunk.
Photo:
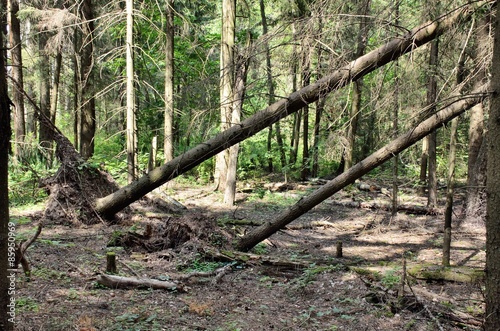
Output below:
[426,38,439,207]
[311,97,326,177]
[442,117,458,266]
[94,3,487,217]
[79,0,96,160]
[485,7,500,328]
[344,0,370,172]
[50,52,62,129]
[73,26,80,151]
[164,0,174,162]
[391,0,399,216]
[0,1,13,327]
[126,0,137,183]
[38,32,52,163]
[8,0,25,161]
[224,53,249,205]
[236,85,488,252]
[215,0,235,191]
[301,43,312,180]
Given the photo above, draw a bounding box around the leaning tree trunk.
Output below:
[94,2,489,218]
[236,84,489,252]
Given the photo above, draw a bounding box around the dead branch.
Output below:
[329,200,443,215]
[15,222,43,277]
[96,274,185,292]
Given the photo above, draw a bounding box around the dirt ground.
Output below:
[10,178,486,331]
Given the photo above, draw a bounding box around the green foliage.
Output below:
[16,297,39,312]
[381,269,401,289]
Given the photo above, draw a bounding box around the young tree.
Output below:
[344,0,371,172]
[126,0,137,182]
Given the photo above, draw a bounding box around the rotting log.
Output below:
[329,200,443,215]
[94,1,491,218]
[235,84,490,251]
[96,274,184,292]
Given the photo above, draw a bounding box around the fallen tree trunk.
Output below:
[96,274,184,292]
[94,1,490,218]
[329,200,443,215]
[235,84,489,251]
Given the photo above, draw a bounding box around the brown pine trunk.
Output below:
[224,53,249,205]
[215,0,235,191]
[0,2,13,327]
[8,0,25,161]
[485,6,500,329]
[79,0,96,160]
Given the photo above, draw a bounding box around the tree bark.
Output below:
[0,1,13,327]
[126,0,137,183]
[485,5,500,329]
[344,0,371,172]
[38,32,52,160]
[214,0,236,191]
[94,2,488,218]
[260,0,286,169]
[426,39,439,207]
[8,0,25,162]
[164,0,175,162]
[236,85,489,252]
[79,0,96,160]
[224,53,249,205]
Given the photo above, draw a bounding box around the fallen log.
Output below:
[96,274,185,292]
[329,200,443,215]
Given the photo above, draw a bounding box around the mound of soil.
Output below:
[111,213,234,253]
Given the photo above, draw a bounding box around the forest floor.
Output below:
[10,176,486,331]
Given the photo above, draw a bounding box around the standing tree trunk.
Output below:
[426,39,439,207]
[442,116,458,266]
[224,53,249,205]
[260,0,286,170]
[38,31,52,162]
[485,6,500,329]
[8,0,25,162]
[94,3,487,217]
[164,0,174,162]
[391,0,399,216]
[236,85,488,251]
[79,0,96,160]
[443,26,472,266]
[50,51,62,132]
[300,43,312,180]
[343,0,370,172]
[215,0,235,191]
[0,2,13,327]
[126,0,137,183]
